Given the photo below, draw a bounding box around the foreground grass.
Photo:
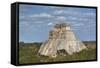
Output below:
[19,45,96,64]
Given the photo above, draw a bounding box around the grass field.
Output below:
[19,42,96,64]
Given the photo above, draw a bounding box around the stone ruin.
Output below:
[38,23,87,57]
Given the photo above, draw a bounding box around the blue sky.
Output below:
[19,4,96,43]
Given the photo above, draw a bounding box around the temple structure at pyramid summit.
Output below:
[38,23,87,57]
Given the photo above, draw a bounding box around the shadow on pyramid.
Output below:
[38,23,87,58]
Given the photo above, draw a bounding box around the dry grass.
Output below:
[19,43,96,64]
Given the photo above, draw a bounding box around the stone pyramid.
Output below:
[38,23,86,57]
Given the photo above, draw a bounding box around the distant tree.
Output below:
[19,41,24,46]
[33,42,42,46]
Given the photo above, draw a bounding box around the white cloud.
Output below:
[48,22,53,26]
[73,23,84,27]
[68,16,78,20]
[33,21,44,24]
[20,15,27,19]
[85,12,95,16]
[53,9,95,19]
[53,10,79,15]
[20,21,29,27]
[53,10,65,14]
[30,13,53,18]
[46,6,66,9]
[56,16,66,21]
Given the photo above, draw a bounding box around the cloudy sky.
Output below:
[19,4,96,43]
